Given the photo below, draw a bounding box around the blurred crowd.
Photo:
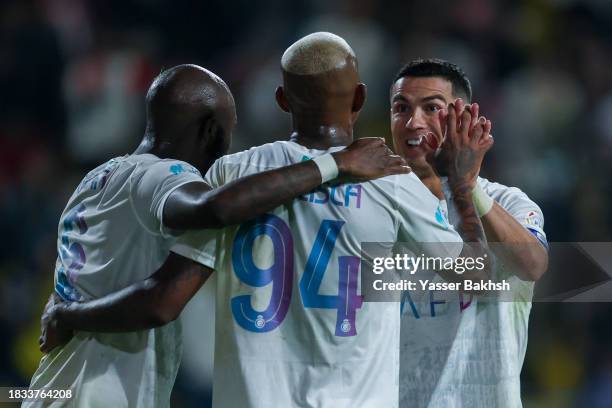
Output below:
[1,0,611,406]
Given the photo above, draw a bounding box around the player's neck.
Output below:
[133,133,174,159]
[421,174,445,200]
[133,135,156,155]
[289,122,353,150]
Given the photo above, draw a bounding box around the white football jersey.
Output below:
[25,154,206,408]
[399,177,547,408]
[173,140,463,408]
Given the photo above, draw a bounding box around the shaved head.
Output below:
[145,64,234,138]
[141,64,235,173]
[281,32,356,75]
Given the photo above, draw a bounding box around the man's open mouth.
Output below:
[406,134,427,147]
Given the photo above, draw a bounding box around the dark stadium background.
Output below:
[1,0,611,407]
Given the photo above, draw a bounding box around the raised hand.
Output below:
[332,137,411,182]
[439,99,493,190]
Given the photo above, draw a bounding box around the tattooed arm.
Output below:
[442,100,492,242]
[437,100,494,282]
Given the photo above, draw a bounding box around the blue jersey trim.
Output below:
[527,227,549,250]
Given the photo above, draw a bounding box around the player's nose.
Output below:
[405,110,427,130]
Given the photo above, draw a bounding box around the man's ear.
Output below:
[275,86,291,113]
[352,83,367,113]
[198,116,219,148]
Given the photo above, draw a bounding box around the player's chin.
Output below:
[399,145,427,162]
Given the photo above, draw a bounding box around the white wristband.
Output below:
[472,183,494,217]
[312,153,339,183]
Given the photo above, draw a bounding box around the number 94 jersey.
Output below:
[173,140,462,408]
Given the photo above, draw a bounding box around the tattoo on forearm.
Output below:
[451,180,486,243]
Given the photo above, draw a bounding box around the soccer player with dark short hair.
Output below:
[390,58,548,408]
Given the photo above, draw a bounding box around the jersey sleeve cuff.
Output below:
[171,242,216,269]
[526,227,549,250]
[157,180,211,237]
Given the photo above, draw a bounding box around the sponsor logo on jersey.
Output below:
[435,206,449,229]
[170,164,185,174]
[170,163,200,176]
[400,291,473,318]
[299,184,363,209]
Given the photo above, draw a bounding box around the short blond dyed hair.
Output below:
[281,32,356,75]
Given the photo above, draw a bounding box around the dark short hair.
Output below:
[393,59,472,102]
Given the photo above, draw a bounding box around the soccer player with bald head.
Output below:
[25,63,406,407]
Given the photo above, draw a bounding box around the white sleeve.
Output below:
[394,173,463,258]
[171,229,218,269]
[176,156,242,269]
[481,180,548,248]
[204,154,248,188]
[131,160,206,237]
[203,157,225,188]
